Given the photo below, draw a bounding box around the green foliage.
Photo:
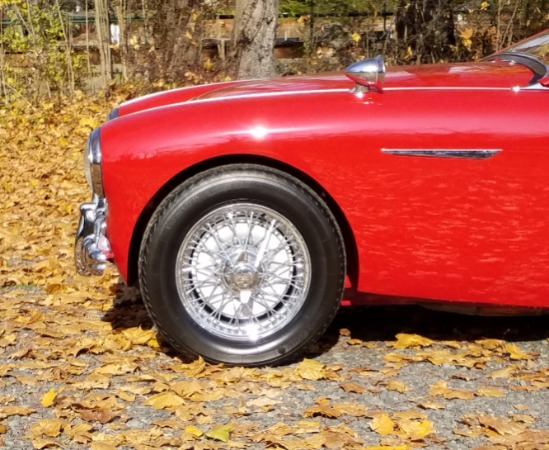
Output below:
[0,0,85,103]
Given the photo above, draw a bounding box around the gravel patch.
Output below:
[1,290,547,449]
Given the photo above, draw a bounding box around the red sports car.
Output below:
[76,30,549,365]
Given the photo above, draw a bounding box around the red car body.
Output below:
[76,31,549,365]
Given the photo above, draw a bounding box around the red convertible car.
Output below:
[76,30,549,365]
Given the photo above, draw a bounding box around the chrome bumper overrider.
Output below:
[75,195,113,276]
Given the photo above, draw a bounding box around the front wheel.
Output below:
[139,165,345,365]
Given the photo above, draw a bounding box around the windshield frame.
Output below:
[483,30,549,80]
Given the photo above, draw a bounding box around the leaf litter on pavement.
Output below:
[0,94,548,449]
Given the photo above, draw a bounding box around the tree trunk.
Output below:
[94,0,112,86]
[232,0,279,79]
[113,0,128,81]
[54,0,75,96]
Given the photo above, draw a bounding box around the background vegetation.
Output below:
[0,0,547,102]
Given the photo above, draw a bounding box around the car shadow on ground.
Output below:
[324,304,549,345]
[102,284,153,331]
[102,283,549,362]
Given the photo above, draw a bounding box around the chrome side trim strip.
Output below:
[183,86,522,106]
[383,87,518,91]
[381,149,502,159]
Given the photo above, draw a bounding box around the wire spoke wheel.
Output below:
[175,204,311,341]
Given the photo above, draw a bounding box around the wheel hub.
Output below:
[224,261,261,291]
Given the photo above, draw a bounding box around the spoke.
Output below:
[252,294,274,311]
[198,247,233,264]
[254,219,277,268]
[205,290,233,322]
[255,293,286,319]
[266,260,295,271]
[261,236,297,265]
[182,263,222,278]
[263,275,303,295]
[194,267,223,280]
[187,279,223,299]
[205,223,233,261]
[227,303,244,333]
[187,235,233,266]
[260,277,303,303]
[226,212,244,248]
[267,263,294,279]
[242,210,256,249]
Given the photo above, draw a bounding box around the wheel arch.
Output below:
[126,155,359,289]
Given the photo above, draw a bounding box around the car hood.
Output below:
[115,60,534,118]
[196,61,534,100]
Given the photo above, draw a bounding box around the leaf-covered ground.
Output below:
[0,95,548,450]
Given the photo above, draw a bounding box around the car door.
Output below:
[342,86,549,307]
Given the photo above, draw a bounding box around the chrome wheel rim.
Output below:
[175,203,311,342]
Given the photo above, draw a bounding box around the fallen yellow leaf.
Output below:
[185,424,203,437]
[429,380,474,400]
[398,418,434,440]
[295,358,325,381]
[476,386,506,398]
[391,333,434,349]
[505,343,533,360]
[387,380,409,393]
[370,413,396,435]
[40,388,57,407]
[205,423,232,442]
[144,391,185,410]
[478,414,527,436]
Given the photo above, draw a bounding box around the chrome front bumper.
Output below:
[75,195,113,276]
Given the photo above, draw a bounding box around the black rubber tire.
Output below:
[139,164,345,366]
